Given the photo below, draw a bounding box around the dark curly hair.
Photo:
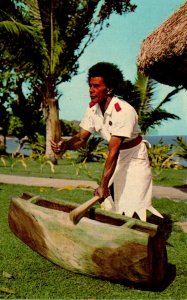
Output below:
[88,62,124,94]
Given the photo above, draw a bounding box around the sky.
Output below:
[58,0,187,136]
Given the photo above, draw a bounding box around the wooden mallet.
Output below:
[69,196,100,224]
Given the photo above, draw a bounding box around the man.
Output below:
[51,62,163,221]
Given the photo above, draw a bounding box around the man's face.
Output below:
[89,77,109,106]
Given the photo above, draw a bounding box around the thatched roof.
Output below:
[137,2,187,88]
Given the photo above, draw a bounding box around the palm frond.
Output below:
[23,0,43,30]
[156,86,184,109]
[141,109,180,133]
[0,20,34,35]
[175,137,187,160]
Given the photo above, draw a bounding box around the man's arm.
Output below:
[95,135,123,199]
[51,128,91,155]
[65,128,91,150]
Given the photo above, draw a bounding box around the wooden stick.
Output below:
[69,196,100,224]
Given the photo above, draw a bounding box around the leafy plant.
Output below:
[77,136,106,162]
[11,154,27,170]
[29,132,45,159]
[7,115,24,137]
[175,136,187,161]
[148,139,182,180]
[40,160,55,174]
[0,155,7,166]
[61,120,79,136]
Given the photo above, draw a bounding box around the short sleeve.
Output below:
[79,107,95,133]
[111,106,138,138]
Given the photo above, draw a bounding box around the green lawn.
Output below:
[0,155,187,186]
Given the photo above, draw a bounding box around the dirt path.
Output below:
[1,174,187,200]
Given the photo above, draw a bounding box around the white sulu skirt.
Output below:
[101,141,163,221]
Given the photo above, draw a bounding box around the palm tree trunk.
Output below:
[45,98,61,162]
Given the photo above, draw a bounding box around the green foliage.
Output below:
[40,160,55,174]
[7,115,24,137]
[61,120,79,136]
[11,155,27,170]
[77,135,106,162]
[29,132,46,159]
[147,139,182,180]
[71,158,103,184]
[0,155,7,166]
[0,0,137,159]
[148,140,180,169]
[1,0,137,87]
[175,136,187,161]
[0,0,34,36]
[0,69,45,144]
[0,69,18,137]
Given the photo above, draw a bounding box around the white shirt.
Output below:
[80,96,141,143]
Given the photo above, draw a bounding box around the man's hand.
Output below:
[51,139,66,155]
[94,186,110,203]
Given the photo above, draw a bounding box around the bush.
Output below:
[29,133,45,159]
[148,139,181,170]
[61,120,79,136]
[175,136,187,161]
[77,135,107,162]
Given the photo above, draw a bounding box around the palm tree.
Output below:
[0,0,136,161]
[125,72,183,135]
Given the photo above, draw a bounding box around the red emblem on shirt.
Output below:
[114,102,121,112]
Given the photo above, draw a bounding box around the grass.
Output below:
[0,155,187,186]
[0,155,104,183]
[0,157,187,299]
[152,168,187,187]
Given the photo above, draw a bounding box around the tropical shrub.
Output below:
[29,132,45,159]
[147,139,182,179]
[61,120,79,136]
[175,137,187,161]
[77,135,107,163]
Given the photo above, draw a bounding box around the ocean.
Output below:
[5,137,32,156]
[144,135,187,146]
[4,135,187,166]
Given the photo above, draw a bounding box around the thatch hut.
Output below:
[137,2,187,88]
